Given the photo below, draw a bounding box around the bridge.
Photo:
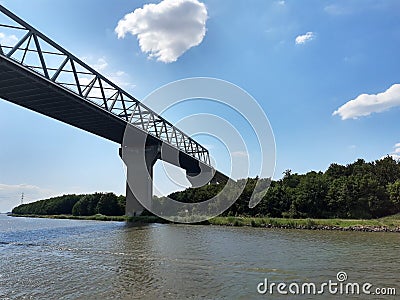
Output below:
[0,5,228,216]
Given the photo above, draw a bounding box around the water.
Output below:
[0,214,398,299]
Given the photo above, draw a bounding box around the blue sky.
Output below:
[1,0,400,212]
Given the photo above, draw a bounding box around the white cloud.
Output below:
[0,32,18,47]
[381,143,400,161]
[115,70,125,77]
[383,154,400,161]
[107,72,133,89]
[82,56,109,72]
[80,56,135,94]
[333,84,400,120]
[115,0,208,63]
[394,143,400,153]
[295,32,315,45]
[0,183,54,213]
[277,0,285,6]
[324,4,351,15]
[93,57,108,71]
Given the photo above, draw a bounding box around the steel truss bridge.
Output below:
[0,5,228,215]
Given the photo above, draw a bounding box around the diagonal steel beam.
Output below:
[82,76,97,98]
[20,34,32,64]
[32,33,49,78]
[0,4,211,166]
[97,78,108,111]
[69,59,82,96]
[6,30,31,58]
[51,56,69,81]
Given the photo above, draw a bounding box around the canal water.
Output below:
[0,214,398,299]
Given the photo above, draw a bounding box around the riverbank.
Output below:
[209,215,400,232]
[9,213,400,232]
[9,213,166,223]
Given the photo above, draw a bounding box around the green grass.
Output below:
[10,213,129,221]
[10,213,176,224]
[10,213,400,232]
[208,215,400,231]
[10,213,164,223]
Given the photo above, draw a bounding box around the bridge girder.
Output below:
[0,5,230,216]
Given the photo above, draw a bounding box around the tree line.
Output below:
[12,157,400,219]
[12,193,126,216]
[165,156,400,219]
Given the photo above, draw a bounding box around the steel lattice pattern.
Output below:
[0,5,210,165]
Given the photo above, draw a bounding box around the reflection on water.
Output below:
[0,214,399,299]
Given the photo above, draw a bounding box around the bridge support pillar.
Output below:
[125,182,144,217]
[185,162,215,188]
[120,145,160,217]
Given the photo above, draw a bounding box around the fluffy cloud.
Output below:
[324,4,351,15]
[93,57,108,71]
[0,32,18,47]
[382,143,400,161]
[333,84,400,120]
[295,32,315,45]
[80,56,134,92]
[115,0,208,63]
[394,143,400,154]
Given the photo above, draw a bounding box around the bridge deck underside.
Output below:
[0,56,230,181]
[0,57,127,144]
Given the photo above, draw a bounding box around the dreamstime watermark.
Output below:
[122,77,276,223]
[257,271,396,296]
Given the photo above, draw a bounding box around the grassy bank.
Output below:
[9,213,400,232]
[209,214,400,232]
[9,213,166,223]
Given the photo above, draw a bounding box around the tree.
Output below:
[117,195,126,215]
[256,183,292,217]
[374,156,400,186]
[12,157,400,220]
[282,169,300,188]
[72,193,103,216]
[387,180,400,213]
[291,171,329,218]
[327,175,391,219]
[325,163,348,179]
[326,177,351,218]
[347,159,373,177]
[12,194,81,215]
[96,193,121,216]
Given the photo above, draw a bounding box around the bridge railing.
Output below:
[0,5,210,165]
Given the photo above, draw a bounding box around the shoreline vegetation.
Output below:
[10,157,400,233]
[9,213,400,233]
